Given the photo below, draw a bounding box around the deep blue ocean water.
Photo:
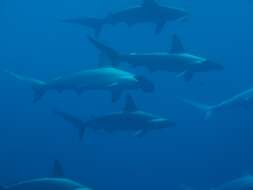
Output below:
[0,0,253,190]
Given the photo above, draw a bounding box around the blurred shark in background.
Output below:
[184,87,253,120]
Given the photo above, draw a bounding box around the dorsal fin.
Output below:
[170,34,185,53]
[53,160,64,178]
[124,94,138,112]
[142,0,158,7]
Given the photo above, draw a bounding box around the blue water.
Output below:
[0,0,253,189]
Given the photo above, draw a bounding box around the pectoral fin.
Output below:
[155,21,166,34]
[134,129,148,138]
[177,71,187,78]
[107,82,119,88]
[177,70,194,82]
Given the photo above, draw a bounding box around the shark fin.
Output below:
[177,70,194,82]
[107,82,119,88]
[4,70,47,103]
[53,160,64,178]
[170,34,185,53]
[54,110,86,140]
[183,99,214,120]
[88,36,121,67]
[134,129,148,138]
[98,53,115,67]
[61,17,104,37]
[111,89,123,103]
[142,0,158,7]
[184,72,194,82]
[155,21,166,34]
[124,94,138,112]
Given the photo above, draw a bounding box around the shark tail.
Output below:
[183,99,214,120]
[61,18,105,37]
[54,110,87,140]
[53,160,64,178]
[4,70,47,103]
[88,36,121,67]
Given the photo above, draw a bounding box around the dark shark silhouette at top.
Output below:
[61,0,188,36]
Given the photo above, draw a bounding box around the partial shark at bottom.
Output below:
[0,178,92,190]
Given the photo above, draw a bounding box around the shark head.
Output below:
[135,75,155,93]
[149,118,176,129]
[202,60,224,71]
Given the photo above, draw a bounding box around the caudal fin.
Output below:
[61,17,105,37]
[4,70,47,103]
[54,110,86,140]
[88,36,121,67]
[53,160,64,178]
[183,99,214,120]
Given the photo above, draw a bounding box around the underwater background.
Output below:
[0,0,253,190]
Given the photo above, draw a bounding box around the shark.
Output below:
[55,94,175,139]
[181,175,253,190]
[0,160,91,190]
[0,178,92,190]
[88,34,223,81]
[184,87,253,120]
[5,67,154,103]
[105,0,188,34]
[211,175,253,190]
[61,0,188,36]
